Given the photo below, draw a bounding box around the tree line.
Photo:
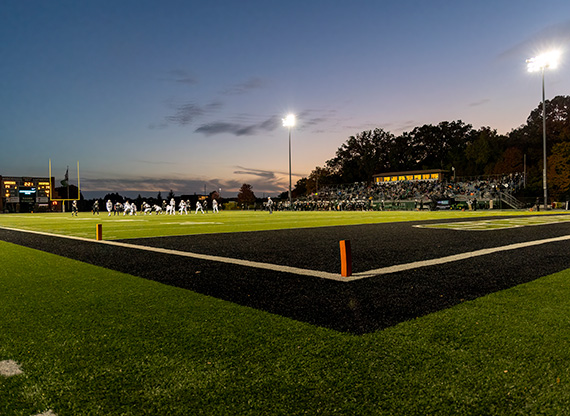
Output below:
[290,95,570,202]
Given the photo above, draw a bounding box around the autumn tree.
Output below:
[237,183,256,205]
[292,177,307,198]
[492,147,525,176]
[464,127,508,176]
[210,190,220,201]
[299,96,569,201]
[548,142,570,200]
[508,95,570,196]
[305,166,333,194]
[406,120,474,171]
[325,128,395,183]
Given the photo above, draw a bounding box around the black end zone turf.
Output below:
[2,219,570,334]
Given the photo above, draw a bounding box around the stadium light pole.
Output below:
[526,50,560,210]
[283,114,296,209]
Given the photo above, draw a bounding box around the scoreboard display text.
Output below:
[2,178,52,204]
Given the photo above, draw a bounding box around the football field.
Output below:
[2,210,570,415]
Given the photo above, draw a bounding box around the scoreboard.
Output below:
[1,176,52,207]
[3,180,18,203]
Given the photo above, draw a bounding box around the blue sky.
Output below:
[2,1,570,198]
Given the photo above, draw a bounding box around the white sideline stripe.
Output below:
[348,234,570,281]
[101,239,346,281]
[0,226,344,281]
[2,226,570,282]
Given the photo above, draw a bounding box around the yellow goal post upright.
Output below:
[48,159,81,211]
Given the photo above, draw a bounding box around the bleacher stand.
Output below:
[285,173,525,211]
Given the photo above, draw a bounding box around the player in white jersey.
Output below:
[195,201,204,214]
[179,200,188,215]
[212,199,219,213]
[106,200,113,216]
[123,201,131,215]
[169,198,176,215]
[153,204,162,214]
[143,202,152,215]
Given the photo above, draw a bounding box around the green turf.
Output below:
[2,210,570,415]
[2,240,570,415]
[0,209,566,240]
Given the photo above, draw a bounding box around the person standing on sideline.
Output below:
[212,199,219,213]
[267,197,273,214]
[71,200,78,216]
[106,200,113,216]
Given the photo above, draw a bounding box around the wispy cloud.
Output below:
[469,99,490,107]
[82,177,234,194]
[164,69,199,85]
[498,20,570,60]
[148,122,168,130]
[295,109,336,133]
[80,174,291,197]
[195,115,281,136]
[165,101,223,126]
[233,166,277,180]
[233,165,306,178]
[396,120,420,133]
[221,77,266,95]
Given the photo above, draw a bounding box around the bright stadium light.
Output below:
[282,114,296,209]
[526,50,560,72]
[526,50,561,210]
[283,114,296,128]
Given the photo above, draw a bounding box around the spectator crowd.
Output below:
[273,173,525,211]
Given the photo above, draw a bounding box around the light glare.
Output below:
[282,114,296,127]
[526,50,561,72]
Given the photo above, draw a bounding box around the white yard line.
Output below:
[2,226,570,282]
[101,239,346,281]
[414,215,570,231]
[348,234,570,281]
[0,226,344,281]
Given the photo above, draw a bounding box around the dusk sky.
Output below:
[2,1,570,198]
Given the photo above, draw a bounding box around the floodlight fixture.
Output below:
[526,50,561,209]
[526,50,561,72]
[283,114,296,209]
[282,113,296,127]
